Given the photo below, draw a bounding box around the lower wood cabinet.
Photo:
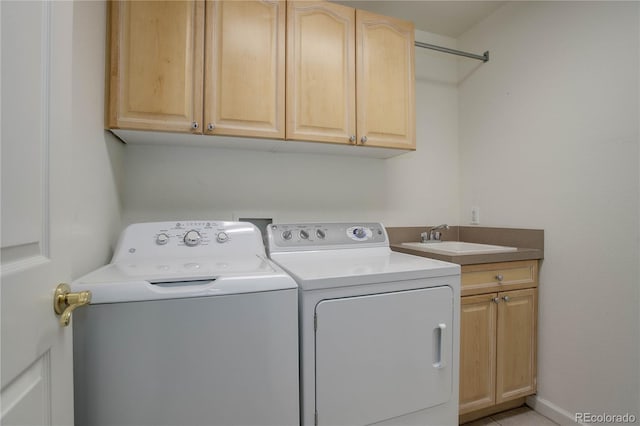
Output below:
[459,261,538,419]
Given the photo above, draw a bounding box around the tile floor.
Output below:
[462,406,559,426]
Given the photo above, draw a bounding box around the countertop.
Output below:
[386,226,544,266]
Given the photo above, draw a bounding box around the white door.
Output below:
[315,286,453,426]
[1,1,75,425]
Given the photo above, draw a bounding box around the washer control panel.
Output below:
[268,222,387,251]
[112,221,265,262]
[151,221,219,248]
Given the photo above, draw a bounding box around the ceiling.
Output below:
[333,1,505,38]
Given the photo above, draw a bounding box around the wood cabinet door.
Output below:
[459,293,498,414]
[496,288,537,403]
[356,10,415,150]
[286,1,355,144]
[108,1,204,133]
[205,0,285,139]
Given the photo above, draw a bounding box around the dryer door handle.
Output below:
[432,323,447,369]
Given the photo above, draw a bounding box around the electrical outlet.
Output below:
[471,206,480,225]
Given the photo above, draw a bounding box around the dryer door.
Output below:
[315,285,453,426]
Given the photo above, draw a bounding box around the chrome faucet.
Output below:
[421,224,449,243]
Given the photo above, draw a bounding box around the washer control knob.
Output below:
[282,230,293,240]
[183,230,201,246]
[216,232,229,243]
[156,233,170,245]
[300,229,309,240]
[353,227,367,239]
[316,229,326,239]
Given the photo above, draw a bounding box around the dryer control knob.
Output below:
[282,230,292,240]
[216,232,229,243]
[316,229,326,239]
[300,229,309,239]
[353,227,367,239]
[183,230,201,246]
[156,233,170,245]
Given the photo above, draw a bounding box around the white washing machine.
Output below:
[267,222,461,426]
[71,221,299,426]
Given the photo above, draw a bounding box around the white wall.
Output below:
[458,2,639,423]
[71,1,124,278]
[384,31,460,225]
[121,30,459,228]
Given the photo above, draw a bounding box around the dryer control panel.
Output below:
[267,222,388,252]
[112,221,265,262]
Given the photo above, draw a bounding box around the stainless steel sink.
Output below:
[400,241,517,255]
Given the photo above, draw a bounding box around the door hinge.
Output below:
[314,313,317,331]
[314,410,318,426]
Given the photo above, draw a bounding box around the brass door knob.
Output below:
[53,283,91,327]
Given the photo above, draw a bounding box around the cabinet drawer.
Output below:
[461,260,538,296]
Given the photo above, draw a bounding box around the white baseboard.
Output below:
[526,395,584,426]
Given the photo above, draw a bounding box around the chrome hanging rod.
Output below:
[415,41,489,62]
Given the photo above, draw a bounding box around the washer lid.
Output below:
[270,247,460,290]
[71,255,297,304]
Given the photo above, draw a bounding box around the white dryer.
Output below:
[267,222,461,426]
[71,221,299,426]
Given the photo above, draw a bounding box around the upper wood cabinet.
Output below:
[287,2,415,149]
[108,0,414,152]
[356,10,415,149]
[108,1,204,133]
[108,0,285,138]
[205,1,285,138]
[286,1,355,144]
